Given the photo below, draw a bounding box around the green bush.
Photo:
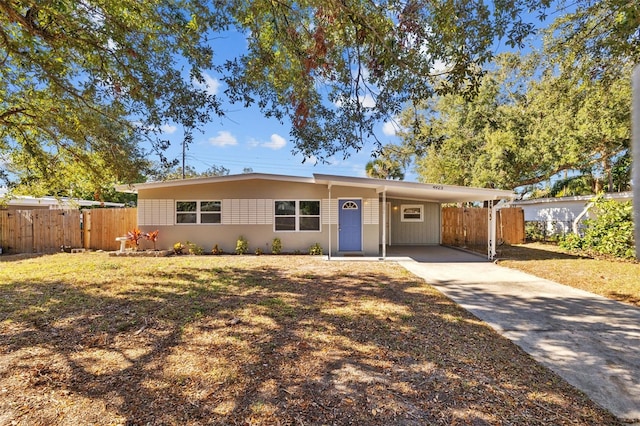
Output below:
[186,241,204,255]
[560,197,635,259]
[525,221,547,242]
[235,236,249,255]
[559,233,583,251]
[582,199,634,259]
[211,244,224,255]
[271,237,282,254]
[309,243,323,255]
[173,242,185,255]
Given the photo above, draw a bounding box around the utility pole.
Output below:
[633,65,640,260]
[182,127,193,180]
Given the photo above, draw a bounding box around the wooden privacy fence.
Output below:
[0,208,137,254]
[0,209,82,254]
[442,207,525,248]
[83,208,137,251]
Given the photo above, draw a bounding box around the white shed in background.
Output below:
[509,192,633,236]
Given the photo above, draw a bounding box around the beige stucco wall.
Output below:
[136,179,381,256]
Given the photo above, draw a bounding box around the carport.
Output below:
[384,245,487,263]
[313,174,515,260]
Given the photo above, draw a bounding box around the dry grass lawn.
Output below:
[495,243,640,307]
[0,253,622,425]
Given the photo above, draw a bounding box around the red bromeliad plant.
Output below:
[144,230,160,250]
[127,229,143,250]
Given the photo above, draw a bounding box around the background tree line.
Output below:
[1,0,638,200]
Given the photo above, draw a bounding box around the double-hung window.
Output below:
[401,204,424,222]
[176,201,221,224]
[274,200,320,231]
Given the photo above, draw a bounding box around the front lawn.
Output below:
[495,243,640,307]
[0,253,620,425]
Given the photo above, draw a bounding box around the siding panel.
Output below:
[363,198,379,225]
[322,199,338,224]
[139,199,174,226]
[222,199,273,225]
[388,200,440,244]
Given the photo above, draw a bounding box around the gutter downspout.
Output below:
[573,201,594,235]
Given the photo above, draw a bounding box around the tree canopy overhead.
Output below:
[1,0,227,196]
[1,0,638,197]
[223,0,554,161]
[374,0,638,194]
[384,52,633,194]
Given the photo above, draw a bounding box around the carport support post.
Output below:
[328,184,332,260]
[488,200,495,260]
[633,65,640,260]
[381,189,387,259]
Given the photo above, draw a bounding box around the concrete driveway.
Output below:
[393,246,640,423]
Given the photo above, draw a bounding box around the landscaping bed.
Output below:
[0,253,621,425]
[109,249,173,257]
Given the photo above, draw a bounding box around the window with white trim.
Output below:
[176,201,221,224]
[274,200,320,231]
[401,204,424,222]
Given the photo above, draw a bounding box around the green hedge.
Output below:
[559,196,635,260]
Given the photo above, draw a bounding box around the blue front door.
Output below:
[339,199,362,251]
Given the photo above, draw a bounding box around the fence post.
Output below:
[83,210,91,250]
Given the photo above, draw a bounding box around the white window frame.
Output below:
[274,200,321,232]
[401,204,424,222]
[175,200,222,225]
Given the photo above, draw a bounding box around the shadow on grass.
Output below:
[494,244,589,261]
[0,254,622,425]
[607,291,640,307]
[0,252,51,262]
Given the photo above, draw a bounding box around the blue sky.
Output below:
[154,29,408,181]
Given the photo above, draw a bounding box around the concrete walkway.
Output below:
[392,247,640,423]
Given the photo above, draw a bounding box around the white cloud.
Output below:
[382,121,400,136]
[352,164,367,177]
[430,59,450,76]
[333,92,376,109]
[262,134,287,150]
[193,72,220,96]
[359,94,376,109]
[160,124,177,135]
[208,131,237,147]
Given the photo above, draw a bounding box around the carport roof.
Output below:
[116,172,514,203]
[313,174,515,203]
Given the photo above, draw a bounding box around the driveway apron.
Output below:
[396,249,640,423]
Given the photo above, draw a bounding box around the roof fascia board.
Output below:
[313,173,514,200]
[116,171,515,203]
[116,172,315,193]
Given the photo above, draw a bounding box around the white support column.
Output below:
[381,190,387,259]
[328,185,332,260]
[487,200,495,260]
[489,199,509,260]
[633,65,640,260]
